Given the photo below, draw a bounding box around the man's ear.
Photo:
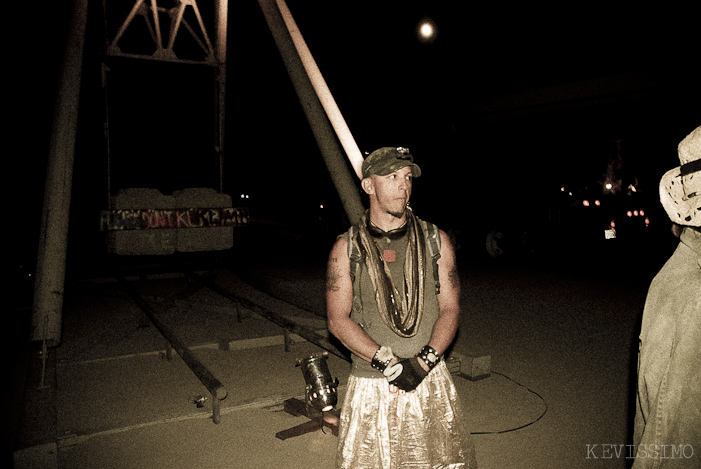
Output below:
[361,178,374,195]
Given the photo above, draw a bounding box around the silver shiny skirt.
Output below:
[337,361,478,468]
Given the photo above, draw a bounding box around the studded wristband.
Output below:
[416,345,441,371]
[371,346,394,373]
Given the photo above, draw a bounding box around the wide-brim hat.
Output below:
[659,125,701,226]
[362,147,422,179]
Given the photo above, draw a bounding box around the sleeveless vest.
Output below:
[342,217,442,378]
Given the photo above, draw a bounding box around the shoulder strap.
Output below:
[346,225,366,325]
[347,225,362,283]
[421,220,442,295]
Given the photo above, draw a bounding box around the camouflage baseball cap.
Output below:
[361,147,422,179]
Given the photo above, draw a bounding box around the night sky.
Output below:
[13,1,701,272]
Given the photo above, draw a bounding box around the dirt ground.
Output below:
[9,226,674,468]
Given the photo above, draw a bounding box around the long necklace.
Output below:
[355,210,426,337]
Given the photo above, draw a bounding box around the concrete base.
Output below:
[13,344,58,469]
[449,352,491,381]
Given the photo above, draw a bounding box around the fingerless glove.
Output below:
[389,358,428,392]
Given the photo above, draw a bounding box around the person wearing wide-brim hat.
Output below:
[633,125,701,468]
[659,126,701,226]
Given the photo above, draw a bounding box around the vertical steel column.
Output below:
[32,0,89,346]
[257,0,364,226]
[214,0,228,192]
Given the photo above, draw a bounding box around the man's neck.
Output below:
[368,208,407,232]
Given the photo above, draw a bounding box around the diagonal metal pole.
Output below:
[274,0,364,180]
[257,0,364,226]
[32,0,89,346]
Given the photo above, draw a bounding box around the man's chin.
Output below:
[387,209,407,219]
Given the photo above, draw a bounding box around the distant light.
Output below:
[627,211,633,217]
[583,200,590,207]
[639,209,645,216]
[417,19,437,42]
[610,220,616,228]
[633,210,639,216]
[560,187,566,192]
[595,200,601,206]
[605,228,617,239]
[605,183,613,190]
[320,204,324,209]
[645,217,650,226]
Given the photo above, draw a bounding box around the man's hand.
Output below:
[383,357,402,381]
[388,358,428,392]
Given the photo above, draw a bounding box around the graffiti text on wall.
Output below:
[100,207,249,231]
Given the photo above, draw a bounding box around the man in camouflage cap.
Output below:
[326,147,477,468]
[361,146,422,179]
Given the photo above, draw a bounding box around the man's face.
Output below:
[367,166,414,218]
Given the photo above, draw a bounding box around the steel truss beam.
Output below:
[108,0,216,65]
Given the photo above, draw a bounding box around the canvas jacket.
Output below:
[633,227,701,468]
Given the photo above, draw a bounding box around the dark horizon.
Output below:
[12,1,700,283]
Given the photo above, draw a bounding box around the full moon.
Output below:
[417,19,437,42]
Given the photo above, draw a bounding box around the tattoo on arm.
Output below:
[327,257,340,292]
[448,265,460,290]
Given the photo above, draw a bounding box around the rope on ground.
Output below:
[458,370,548,435]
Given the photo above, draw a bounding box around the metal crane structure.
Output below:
[102,0,229,193]
[33,0,364,351]
[33,0,230,347]
[108,0,219,64]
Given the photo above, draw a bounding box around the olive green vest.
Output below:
[342,217,441,378]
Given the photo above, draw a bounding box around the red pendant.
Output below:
[383,249,396,263]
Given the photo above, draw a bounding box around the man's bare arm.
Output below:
[326,237,383,363]
[419,229,461,369]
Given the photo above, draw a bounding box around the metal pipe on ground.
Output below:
[116,276,228,424]
[184,269,351,363]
